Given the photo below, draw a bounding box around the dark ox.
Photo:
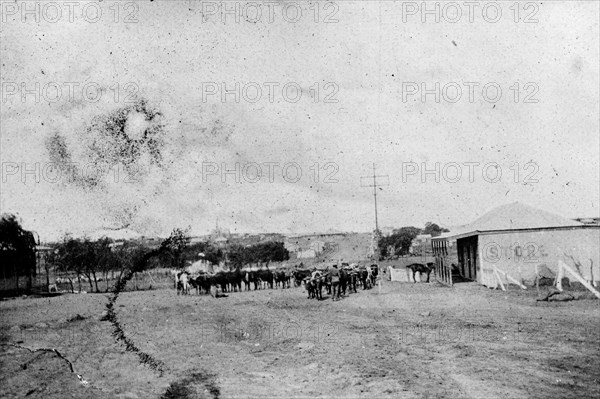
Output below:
[304,276,325,300]
[339,268,357,296]
[406,262,435,283]
[292,269,312,287]
[274,270,290,289]
[256,269,274,289]
[208,268,243,293]
[189,273,212,295]
[357,267,370,290]
[339,263,357,296]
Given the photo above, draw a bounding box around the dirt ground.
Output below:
[1,279,599,398]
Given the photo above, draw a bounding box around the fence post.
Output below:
[558,260,600,299]
[556,264,564,292]
[494,267,506,291]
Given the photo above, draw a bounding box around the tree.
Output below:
[49,237,117,293]
[224,241,289,269]
[96,238,119,292]
[0,214,37,292]
[423,222,449,238]
[261,241,290,263]
[378,226,422,259]
[113,243,149,291]
[46,227,192,293]
[158,227,191,269]
[226,244,249,268]
[51,237,91,292]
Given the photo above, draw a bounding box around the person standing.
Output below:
[330,264,340,301]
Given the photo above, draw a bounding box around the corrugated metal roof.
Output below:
[433,202,585,240]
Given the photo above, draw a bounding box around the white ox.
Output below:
[171,269,190,295]
[179,273,190,295]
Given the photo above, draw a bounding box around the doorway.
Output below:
[457,236,478,281]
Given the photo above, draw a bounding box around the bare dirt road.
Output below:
[1,280,599,398]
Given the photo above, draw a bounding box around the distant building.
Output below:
[380,226,395,236]
[284,242,300,253]
[310,240,326,255]
[214,236,228,248]
[409,234,432,255]
[574,217,600,225]
[259,233,285,242]
[285,235,331,260]
[210,220,231,241]
[189,236,207,244]
[297,249,317,259]
[287,232,346,240]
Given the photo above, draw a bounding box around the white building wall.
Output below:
[297,249,316,259]
[477,228,600,287]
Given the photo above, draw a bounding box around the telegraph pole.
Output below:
[372,164,380,232]
[361,164,389,261]
[361,163,389,233]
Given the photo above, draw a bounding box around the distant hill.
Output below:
[285,232,372,265]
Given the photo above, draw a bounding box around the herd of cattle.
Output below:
[301,264,380,301]
[173,267,292,295]
[172,262,437,300]
[171,263,396,300]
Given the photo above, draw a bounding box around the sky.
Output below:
[1,0,598,241]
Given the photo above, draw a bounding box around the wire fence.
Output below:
[0,267,175,297]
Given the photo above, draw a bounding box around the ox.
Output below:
[274,270,289,289]
[357,267,371,290]
[406,263,435,283]
[189,273,212,295]
[292,269,312,287]
[175,271,191,294]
